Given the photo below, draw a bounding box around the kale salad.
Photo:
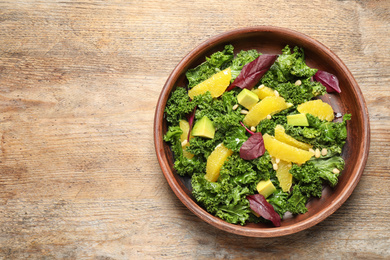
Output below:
[163,45,350,226]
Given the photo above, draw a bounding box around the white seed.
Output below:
[240,110,249,115]
[315,148,321,158]
[321,148,328,156]
[232,104,239,110]
[273,163,278,171]
[333,168,340,174]
[266,114,272,120]
[274,90,280,97]
[295,80,302,86]
[181,139,188,147]
[250,126,256,132]
[275,158,280,164]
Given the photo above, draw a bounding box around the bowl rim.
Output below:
[154,26,370,237]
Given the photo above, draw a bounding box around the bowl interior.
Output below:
[154,27,370,237]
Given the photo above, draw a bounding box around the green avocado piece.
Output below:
[237,88,259,109]
[192,116,215,139]
[256,179,276,198]
[287,113,309,126]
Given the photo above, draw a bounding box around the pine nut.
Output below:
[275,158,280,164]
[295,80,302,86]
[258,84,265,89]
[250,126,256,132]
[315,148,321,158]
[273,163,278,170]
[266,114,272,120]
[181,140,188,147]
[274,90,280,97]
[232,104,239,110]
[333,168,340,174]
[309,148,315,154]
[240,110,249,115]
[321,148,328,156]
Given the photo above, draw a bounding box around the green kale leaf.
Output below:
[230,49,261,81]
[163,125,205,176]
[285,113,351,153]
[191,152,274,225]
[164,87,196,125]
[260,46,326,105]
[287,185,309,214]
[186,45,234,88]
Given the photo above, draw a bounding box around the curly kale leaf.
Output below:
[191,152,274,225]
[223,126,248,152]
[290,155,345,188]
[187,131,224,159]
[164,87,196,125]
[285,113,351,152]
[287,185,309,214]
[163,125,205,176]
[186,45,234,88]
[193,91,243,132]
[251,151,274,182]
[256,106,294,136]
[273,79,326,105]
[260,46,326,105]
[191,171,252,225]
[266,188,289,217]
[230,49,261,81]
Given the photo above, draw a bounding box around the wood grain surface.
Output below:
[0,0,389,259]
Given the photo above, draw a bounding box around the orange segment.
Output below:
[272,158,293,192]
[205,143,233,182]
[297,99,334,121]
[179,119,194,159]
[263,134,313,164]
[188,68,231,99]
[243,96,291,127]
[274,125,312,150]
[251,85,276,99]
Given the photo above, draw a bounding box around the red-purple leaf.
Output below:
[240,121,255,135]
[240,132,265,160]
[247,194,281,227]
[226,54,278,92]
[313,70,341,93]
[186,106,197,141]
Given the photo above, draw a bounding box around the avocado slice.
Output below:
[192,116,215,139]
[287,113,309,126]
[256,179,276,198]
[237,88,259,110]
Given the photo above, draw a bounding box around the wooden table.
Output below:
[0,1,389,259]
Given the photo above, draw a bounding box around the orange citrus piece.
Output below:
[297,99,334,121]
[205,143,233,182]
[272,158,293,192]
[274,125,312,150]
[251,85,276,99]
[263,134,313,164]
[179,119,194,159]
[243,96,291,127]
[188,68,231,99]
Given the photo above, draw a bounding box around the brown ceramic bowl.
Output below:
[154,26,370,237]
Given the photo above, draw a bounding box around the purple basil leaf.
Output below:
[226,54,278,92]
[186,105,197,141]
[240,132,265,160]
[247,194,281,227]
[313,70,341,93]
